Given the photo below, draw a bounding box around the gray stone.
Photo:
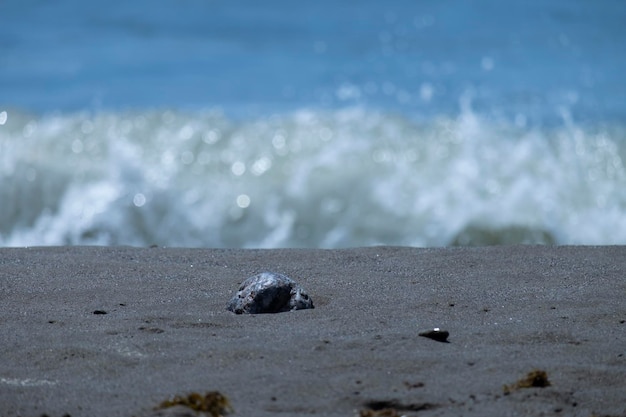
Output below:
[418,328,450,343]
[227,272,314,314]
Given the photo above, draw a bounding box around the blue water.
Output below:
[1,1,626,247]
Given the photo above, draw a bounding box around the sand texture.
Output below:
[1,245,625,417]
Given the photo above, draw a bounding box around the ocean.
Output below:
[1,0,625,248]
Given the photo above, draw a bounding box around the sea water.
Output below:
[1,1,625,247]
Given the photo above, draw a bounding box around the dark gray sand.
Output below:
[1,246,625,417]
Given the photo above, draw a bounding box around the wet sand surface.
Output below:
[1,246,625,417]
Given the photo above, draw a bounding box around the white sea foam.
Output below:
[0,376,58,387]
[1,107,625,247]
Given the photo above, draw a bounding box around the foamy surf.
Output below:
[1,107,625,248]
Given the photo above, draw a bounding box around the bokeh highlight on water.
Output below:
[1,1,625,247]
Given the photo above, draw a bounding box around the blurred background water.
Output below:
[1,0,625,247]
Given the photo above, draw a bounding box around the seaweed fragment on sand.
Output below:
[358,408,402,417]
[156,391,233,417]
[503,369,551,394]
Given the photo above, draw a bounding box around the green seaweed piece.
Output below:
[157,391,233,417]
[503,370,551,394]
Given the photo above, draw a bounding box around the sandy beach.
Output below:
[1,245,625,417]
